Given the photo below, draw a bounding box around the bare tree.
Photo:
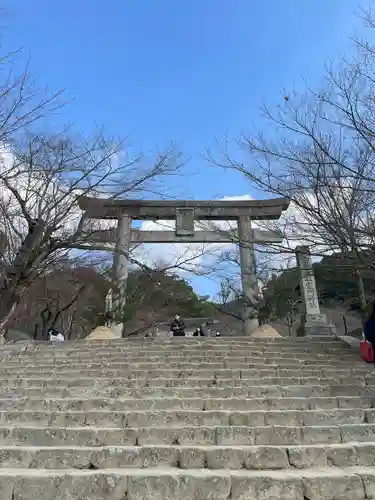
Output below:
[209,5,375,322]
[207,245,273,325]
[260,268,302,336]
[0,50,64,145]
[8,262,109,340]
[0,133,183,332]
[0,42,185,334]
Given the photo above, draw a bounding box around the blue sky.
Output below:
[2,0,367,297]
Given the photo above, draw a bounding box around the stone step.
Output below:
[23,340,348,348]
[0,442,374,470]
[15,338,346,347]
[16,357,359,366]
[11,342,356,350]
[7,373,357,383]
[1,384,374,400]
[0,423,374,446]
[2,394,374,412]
[2,365,368,376]
[0,466,372,499]
[0,381,375,401]
[1,378,372,395]
[0,338,372,498]
[0,369,368,381]
[0,394,373,412]
[0,353,363,365]
[0,369,373,386]
[2,356,364,370]
[13,348,356,359]
[0,362,368,377]
[0,386,372,402]
[0,408,371,428]
[12,346,357,356]
[12,343,352,359]
[2,360,373,370]
[16,352,355,361]
[4,360,363,371]
[17,350,354,359]
[3,365,374,377]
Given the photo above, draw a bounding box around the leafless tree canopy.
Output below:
[0,49,183,332]
[209,5,375,316]
[7,264,109,340]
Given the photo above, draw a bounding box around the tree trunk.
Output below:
[0,300,18,337]
[354,269,367,328]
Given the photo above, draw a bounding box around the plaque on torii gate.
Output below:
[77,196,290,337]
[175,208,195,237]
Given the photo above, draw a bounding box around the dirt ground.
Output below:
[250,324,282,338]
[85,326,117,340]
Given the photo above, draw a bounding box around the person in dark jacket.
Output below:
[364,302,375,364]
[170,314,185,337]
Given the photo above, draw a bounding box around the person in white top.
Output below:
[48,328,65,343]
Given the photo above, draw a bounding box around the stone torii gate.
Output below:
[78,197,289,337]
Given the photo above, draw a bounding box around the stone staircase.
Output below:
[0,337,375,499]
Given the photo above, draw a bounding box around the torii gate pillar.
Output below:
[111,215,131,336]
[238,215,259,335]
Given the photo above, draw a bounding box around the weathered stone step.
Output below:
[0,442,375,470]
[0,362,368,377]
[1,383,374,400]
[0,338,371,498]
[0,354,363,370]
[11,342,356,351]
[4,357,333,370]
[0,408,370,428]
[2,394,374,412]
[4,359,363,372]
[0,423,374,446]
[0,385,372,402]
[0,380,375,401]
[3,365,373,379]
[13,348,356,359]
[25,341,349,349]
[2,365,368,378]
[0,466,372,499]
[0,369,373,386]
[0,394,373,412]
[0,375,375,397]
[2,356,365,370]
[19,355,357,364]
[16,338,346,348]
[13,347,357,357]
[16,357,360,367]
[18,350,355,361]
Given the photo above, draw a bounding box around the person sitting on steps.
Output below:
[48,328,65,343]
[193,325,203,336]
[170,314,185,337]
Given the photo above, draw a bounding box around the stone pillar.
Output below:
[238,216,259,336]
[295,245,333,337]
[112,214,132,338]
